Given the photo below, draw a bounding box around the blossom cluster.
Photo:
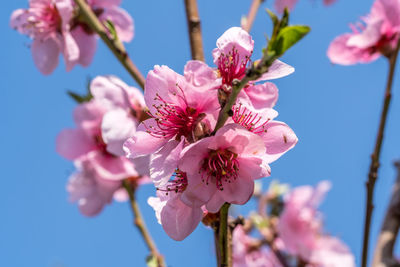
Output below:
[232,182,356,267]
[10,0,133,74]
[56,75,148,216]
[135,27,298,240]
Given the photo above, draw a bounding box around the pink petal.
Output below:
[71,26,97,67]
[242,82,279,110]
[219,176,254,205]
[31,37,60,75]
[213,27,254,64]
[347,20,383,49]
[259,120,298,163]
[101,109,137,156]
[256,60,294,81]
[160,195,203,241]
[150,138,184,188]
[184,60,218,87]
[90,75,135,110]
[123,127,167,159]
[56,129,97,160]
[90,0,122,8]
[99,7,134,42]
[327,34,367,65]
[205,193,226,213]
[63,31,80,71]
[73,101,105,135]
[180,173,217,208]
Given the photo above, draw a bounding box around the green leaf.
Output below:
[146,255,158,267]
[274,25,310,56]
[104,20,118,41]
[266,9,279,29]
[279,8,290,29]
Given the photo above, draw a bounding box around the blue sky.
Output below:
[2,0,399,266]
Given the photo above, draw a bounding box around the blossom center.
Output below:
[200,149,240,190]
[24,3,62,37]
[157,170,188,194]
[217,47,250,86]
[232,103,270,134]
[145,93,205,141]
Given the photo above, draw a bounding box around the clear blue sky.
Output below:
[2,0,399,266]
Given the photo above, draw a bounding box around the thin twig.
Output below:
[372,161,400,267]
[73,0,145,89]
[123,181,166,267]
[361,39,400,267]
[242,0,265,32]
[184,0,205,61]
[218,203,231,267]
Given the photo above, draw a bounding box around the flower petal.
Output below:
[31,37,60,75]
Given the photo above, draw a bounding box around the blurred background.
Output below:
[1,0,399,266]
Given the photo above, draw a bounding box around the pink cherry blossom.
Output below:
[123,61,220,187]
[277,181,331,259]
[178,124,271,212]
[327,0,400,65]
[147,170,204,241]
[213,27,294,111]
[57,75,146,180]
[233,225,282,267]
[10,0,134,74]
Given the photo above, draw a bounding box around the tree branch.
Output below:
[361,39,400,267]
[372,161,400,267]
[242,0,265,32]
[184,0,205,61]
[123,181,166,267]
[73,0,145,89]
[217,203,231,267]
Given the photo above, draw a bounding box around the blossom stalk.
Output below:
[242,0,265,32]
[123,181,166,267]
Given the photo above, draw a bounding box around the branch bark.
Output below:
[242,0,265,32]
[73,0,145,89]
[218,203,231,267]
[372,161,400,267]
[123,181,166,267]
[361,39,400,267]
[184,0,205,61]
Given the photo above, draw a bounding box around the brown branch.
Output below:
[184,0,205,61]
[242,0,265,32]
[361,39,400,267]
[73,0,145,89]
[372,161,400,267]
[123,181,166,267]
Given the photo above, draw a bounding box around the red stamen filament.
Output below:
[232,104,270,134]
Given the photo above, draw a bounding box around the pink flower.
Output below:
[57,75,145,180]
[147,170,204,241]
[123,61,220,187]
[67,158,123,216]
[275,0,336,13]
[327,0,400,65]
[10,0,134,74]
[213,27,294,111]
[178,124,272,212]
[233,225,282,267]
[307,236,356,267]
[277,181,331,259]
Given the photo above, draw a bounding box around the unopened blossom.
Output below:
[328,0,400,65]
[278,181,331,259]
[57,75,146,180]
[178,124,272,212]
[10,0,134,74]
[124,61,220,188]
[275,0,336,13]
[213,27,294,111]
[147,170,204,241]
[233,225,282,267]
